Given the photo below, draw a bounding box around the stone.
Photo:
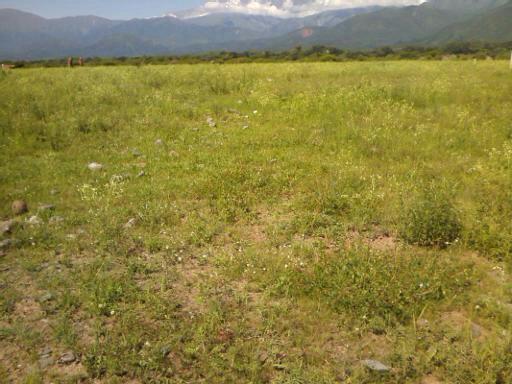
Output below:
[12,200,28,216]
[38,347,54,369]
[49,216,64,225]
[124,218,136,229]
[362,359,391,372]
[58,351,77,365]
[0,220,16,235]
[131,148,143,157]
[38,204,55,212]
[206,117,216,128]
[27,216,43,226]
[155,139,164,146]
[50,189,59,195]
[137,170,146,178]
[0,239,18,250]
[88,162,103,171]
[39,292,54,303]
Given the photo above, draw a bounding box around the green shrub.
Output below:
[400,187,462,248]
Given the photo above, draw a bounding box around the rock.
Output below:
[362,359,391,372]
[1,220,16,235]
[258,351,269,364]
[12,200,28,216]
[49,216,64,225]
[38,204,55,212]
[131,148,143,157]
[124,218,136,229]
[155,139,164,146]
[137,170,146,178]
[88,162,103,171]
[206,117,216,128]
[242,125,249,130]
[0,239,19,250]
[27,216,43,226]
[50,189,59,195]
[39,292,54,303]
[38,347,53,369]
[58,351,77,365]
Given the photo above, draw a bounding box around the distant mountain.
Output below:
[1,1,512,60]
[259,4,468,50]
[425,1,512,44]
[425,0,509,12]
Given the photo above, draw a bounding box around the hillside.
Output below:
[426,1,512,44]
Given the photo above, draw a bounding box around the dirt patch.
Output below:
[440,311,489,341]
[13,298,45,321]
[421,375,444,384]
[345,229,398,252]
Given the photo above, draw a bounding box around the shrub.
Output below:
[400,186,462,248]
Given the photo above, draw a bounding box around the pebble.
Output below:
[131,148,143,157]
[27,216,43,226]
[38,204,55,212]
[88,162,103,171]
[362,359,391,372]
[12,200,28,216]
[49,216,64,225]
[39,347,53,369]
[206,117,216,128]
[0,220,16,235]
[39,292,54,303]
[0,239,19,250]
[124,218,137,229]
[137,170,146,178]
[58,351,77,365]
[155,139,164,146]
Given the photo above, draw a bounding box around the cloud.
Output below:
[198,0,426,17]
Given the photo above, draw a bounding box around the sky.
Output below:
[0,0,203,19]
[0,0,424,19]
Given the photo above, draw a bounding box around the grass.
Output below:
[0,61,511,383]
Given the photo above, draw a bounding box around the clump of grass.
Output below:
[400,185,462,248]
[284,250,473,326]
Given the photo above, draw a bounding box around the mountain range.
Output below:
[0,0,511,60]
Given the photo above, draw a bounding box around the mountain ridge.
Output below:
[0,1,511,60]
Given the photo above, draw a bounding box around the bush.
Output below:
[400,187,462,248]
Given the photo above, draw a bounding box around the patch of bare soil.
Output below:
[345,228,398,252]
[421,375,444,384]
[440,311,489,341]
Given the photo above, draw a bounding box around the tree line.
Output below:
[4,41,512,68]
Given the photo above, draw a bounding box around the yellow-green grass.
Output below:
[0,61,511,383]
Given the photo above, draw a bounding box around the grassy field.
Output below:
[0,61,511,383]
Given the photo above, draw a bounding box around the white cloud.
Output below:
[196,0,426,17]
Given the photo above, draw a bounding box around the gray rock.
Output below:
[362,359,391,372]
[137,170,146,178]
[88,162,103,171]
[38,347,53,369]
[131,148,143,157]
[50,189,59,195]
[58,351,77,365]
[0,239,19,250]
[38,204,55,212]
[124,218,136,229]
[39,292,54,303]
[206,117,216,128]
[49,216,64,225]
[27,216,43,226]
[12,200,28,216]
[155,139,164,146]
[0,220,16,235]
[39,355,54,369]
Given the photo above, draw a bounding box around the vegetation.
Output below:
[4,41,512,68]
[1,61,512,383]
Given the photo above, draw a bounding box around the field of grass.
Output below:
[1,61,511,383]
